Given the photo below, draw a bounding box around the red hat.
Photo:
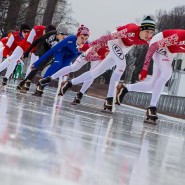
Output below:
[77,25,90,36]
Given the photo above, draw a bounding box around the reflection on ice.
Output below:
[0,84,184,185]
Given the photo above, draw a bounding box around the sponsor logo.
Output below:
[156,48,167,56]
[127,32,135,37]
[162,58,169,61]
[179,40,185,45]
[112,44,124,60]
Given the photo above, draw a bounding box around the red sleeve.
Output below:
[79,44,90,52]
[3,45,11,57]
[0,37,8,45]
[89,24,139,48]
[143,33,179,71]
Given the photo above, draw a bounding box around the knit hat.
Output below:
[20,23,31,31]
[140,16,156,31]
[77,25,90,36]
[45,25,56,33]
[56,23,68,35]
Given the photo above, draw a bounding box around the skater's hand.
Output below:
[139,69,148,81]
[31,64,35,70]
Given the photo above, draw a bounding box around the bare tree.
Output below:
[52,0,78,30]
[25,0,40,27]
[42,0,58,25]
[4,0,23,31]
[0,0,9,35]
[156,5,185,31]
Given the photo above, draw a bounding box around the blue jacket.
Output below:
[33,35,82,68]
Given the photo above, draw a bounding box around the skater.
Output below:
[36,44,109,104]
[17,24,61,91]
[116,29,185,122]
[0,25,46,87]
[31,25,90,96]
[24,24,57,77]
[57,16,156,111]
[0,24,31,64]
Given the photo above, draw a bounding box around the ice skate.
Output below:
[101,97,113,113]
[17,80,25,90]
[71,92,83,105]
[144,106,158,125]
[0,77,8,93]
[19,80,31,93]
[38,77,52,86]
[58,81,72,96]
[116,83,128,105]
[32,84,44,97]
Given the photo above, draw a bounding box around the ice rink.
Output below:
[0,82,185,185]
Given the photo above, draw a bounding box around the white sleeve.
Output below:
[26,29,36,44]
[6,34,15,47]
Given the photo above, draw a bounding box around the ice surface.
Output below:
[0,81,185,185]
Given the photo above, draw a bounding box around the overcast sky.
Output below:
[68,0,185,40]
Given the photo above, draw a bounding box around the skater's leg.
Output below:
[79,60,101,94]
[59,55,114,96]
[72,60,101,104]
[51,53,88,80]
[71,55,114,85]
[5,46,23,79]
[25,53,39,77]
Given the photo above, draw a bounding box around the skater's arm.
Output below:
[23,31,57,58]
[3,34,14,57]
[143,34,179,71]
[139,34,179,80]
[32,36,70,68]
[89,24,139,48]
[89,29,127,47]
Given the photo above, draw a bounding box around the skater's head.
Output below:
[45,25,56,33]
[20,23,31,38]
[139,16,156,41]
[76,25,90,46]
[56,23,69,40]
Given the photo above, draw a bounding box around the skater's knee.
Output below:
[71,64,80,72]
[114,67,125,75]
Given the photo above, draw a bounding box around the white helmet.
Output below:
[56,23,68,35]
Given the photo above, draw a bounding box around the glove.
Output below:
[139,69,148,81]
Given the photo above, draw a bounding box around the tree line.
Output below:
[0,2,185,84]
[0,0,78,35]
[125,5,185,83]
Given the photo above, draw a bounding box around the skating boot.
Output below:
[102,97,113,113]
[20,79,31,93]
[144,106,158,125]
[2,77,8,86]
[38,77,52,86]
[32,84,44,97]
[116,83,128,105]
[0,77,8,92]
[58,81,72,96]
[17,80,25,90]
[71,92,83,105]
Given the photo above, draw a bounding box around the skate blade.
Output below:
[101,109,113,114]
[32,93,42,97]
[19,90,28,94]
[71,102,78,105]
[144,118,157,125]
[0,86,6,93]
